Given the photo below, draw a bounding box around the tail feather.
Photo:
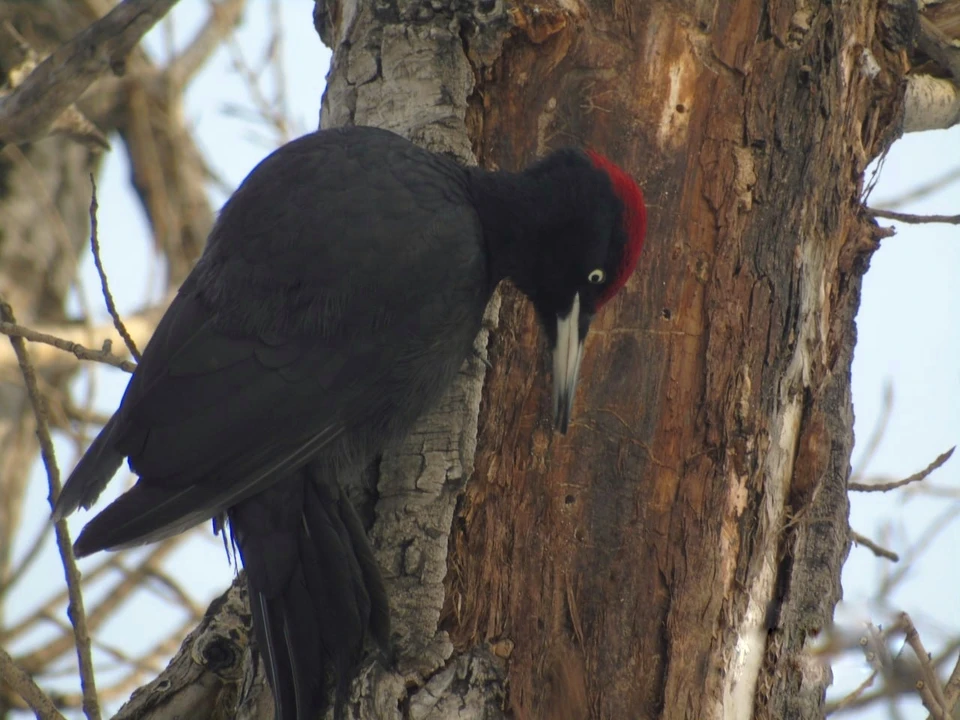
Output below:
[252,590,297,719]
[53,416,124,522]
[232,463,390,720]
[70,482,213,557]
[333,482,391,653]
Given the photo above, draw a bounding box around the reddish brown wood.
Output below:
[446,1,910,717]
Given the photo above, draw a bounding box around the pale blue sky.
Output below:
[7,2,959,718]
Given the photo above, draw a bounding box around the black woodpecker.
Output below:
[53,125,647,719]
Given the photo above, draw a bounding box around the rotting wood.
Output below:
[445,1,911,718]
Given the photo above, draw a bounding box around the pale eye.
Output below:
[587,269,606,284]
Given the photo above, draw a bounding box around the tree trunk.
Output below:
[324,0,908,716]
[445,2,907,717]
[6,0,918,718]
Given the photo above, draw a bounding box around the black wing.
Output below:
[56,127,487,554]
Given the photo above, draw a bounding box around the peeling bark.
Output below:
[444,1,906,719]
[1,0,925,718]
[112,0,913,717]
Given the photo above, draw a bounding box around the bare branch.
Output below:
[14,539,188,672]
[0,297,169,373]
[0,645,67,720]
[903,73,960,133]
[936,647,960,719]
[875,501,960,598]
[899,613,950,719]
[224,28,289,142]
[0,22,110,151]
[850,382,892,482]
[850,447,955,492]
[0,514,54,602]
[0,0,182,147]
[828,632,960,715]
[849,530,899,562]
[875,164,960,211]
[829,669,878,713]
[867,207,960,225]
[0,299,102,720]
[89,175,142,361]
[166,0,247,88]
[0,321,136,372]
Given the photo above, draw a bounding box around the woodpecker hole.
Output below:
[564,494,575,504]
[661,308,672,320]
[676,104,686,113]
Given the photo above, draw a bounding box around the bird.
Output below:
[53,125,647,720]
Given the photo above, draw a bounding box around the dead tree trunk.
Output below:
[445,1,907,716]
[321,0,908,717]
[8,0,920,718]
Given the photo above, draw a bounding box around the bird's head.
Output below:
[518,149,647,433]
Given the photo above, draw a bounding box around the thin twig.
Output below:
[850,382,893,483]
[829,669,879,712]
[900,613,949,719]
[0,645,67,720]
[224,26,288,141]
[166,0,247,88]
[827,634,960,715]
[0,320,136,372]
[3,553,127,646]
[867,207,960,225]
[875,501,960,598]
[13,538,185,668]
[936,646,960,719]
[876,163,960,210]
[142,566,206,619]
[89,175,141,362]
[0,515,53,600]
[849,530,899,561]
[849,447,955,492]
[0,298,102,720]
[269,0,291,138]
[62,393,113,428]
[38,610,165,677]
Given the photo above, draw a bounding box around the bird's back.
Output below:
[58,126,492,545]
[56,126,495,720]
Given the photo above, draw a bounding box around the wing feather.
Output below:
[59,127,488,555]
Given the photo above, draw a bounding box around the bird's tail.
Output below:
[53,415,124,522]
[229,462,390,720]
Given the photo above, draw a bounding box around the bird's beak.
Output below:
[553,293,586,434]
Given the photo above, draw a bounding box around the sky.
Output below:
[6,2,960,718]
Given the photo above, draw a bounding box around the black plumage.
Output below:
[55,125,647,719]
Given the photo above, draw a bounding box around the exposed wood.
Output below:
[0,0,923,717]
[445,1,909,718]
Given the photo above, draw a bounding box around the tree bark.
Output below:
[351,0,909,717]
[443,1,913,717]
[2,0,925,718]
[117,1,916,719]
